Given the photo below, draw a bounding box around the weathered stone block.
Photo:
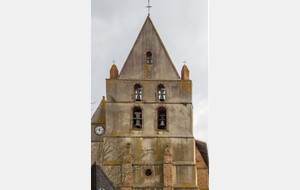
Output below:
[164,154,173,163]
[163,164,173,187]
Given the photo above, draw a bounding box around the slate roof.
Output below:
[195,139,209,168]
[91,161,116,190]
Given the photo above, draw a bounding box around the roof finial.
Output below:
[183,60,187,65]
[145,0,152,16]
[112,59,116,64]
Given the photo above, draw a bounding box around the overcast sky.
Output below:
[91,0,208,143]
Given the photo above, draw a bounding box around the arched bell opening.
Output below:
[157,107,167,130]
[134,84,142,101]
[146,51,153,64]
[157,84,165,102]
[133,106,142,129]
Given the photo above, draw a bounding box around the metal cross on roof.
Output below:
[145,0,152,16]
[112,59,116,64]
[183,60,187,64]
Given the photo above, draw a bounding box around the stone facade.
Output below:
[195,140,209,190]
[91,16,208,190]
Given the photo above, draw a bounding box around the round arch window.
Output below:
[146,51,153,64]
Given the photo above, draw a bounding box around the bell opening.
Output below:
[146,51,152,64]
[134,84,142,101]
[157,107,167,130]
[133,107,142,129]
[158,84,165,102]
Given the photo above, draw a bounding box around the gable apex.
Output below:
[118,16,180,80]
[91,96,105,124]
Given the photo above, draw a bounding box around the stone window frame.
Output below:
[155,105,169,131]
[132,82,143,102]
[131,104,144,131]
[142,167,154,178]
[144,50,154,65]
[156,82,167,102]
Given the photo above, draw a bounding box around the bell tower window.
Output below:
[157,84,165,102]
[146,51,152,64]
[134,84,142,101]
[133,106,142,129]
[157,107,167,130]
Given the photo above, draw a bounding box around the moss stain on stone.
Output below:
[145,64,152,79]
[104,161,118,165]
[178,80,192,98]
[156,138,163,161]
[179,182,194,188]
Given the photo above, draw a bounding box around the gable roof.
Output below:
[91,96,105,124]
[118,16,180,80]
[195,139,209,168]
[91,161,116,190]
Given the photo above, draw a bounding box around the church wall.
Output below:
[93,137,198,188]
[91,142,100,165]
[132,165,163,187]
[103,75,197,189]
[105,79,193,137]
[105,103,193,137]
[173,165,197,188]
[172,139,195,162]
[106,79,192,103]
[93,137,195,164]
[197,169,209,190]
[195,147,209,190]
[118,18,180,80]
[91,138,127,165]
[129,138,197,188]
[129,138,195,164]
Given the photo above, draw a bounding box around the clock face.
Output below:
[95,126,105,136]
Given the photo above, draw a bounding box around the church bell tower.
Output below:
[92,16,201,190]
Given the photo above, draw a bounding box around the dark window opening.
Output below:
[146,51,152,64]
[145,169,152,176]
[133,107,142,129]
[157,107,167,130]
[158,84,165,102]
[134,84,142,101]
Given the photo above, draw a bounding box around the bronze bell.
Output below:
[159,94,164,101]
[136,88,141,101]
[135,119,141,127]
[159,89,165,101]
[147,58,152,64]
[159,114,166,128]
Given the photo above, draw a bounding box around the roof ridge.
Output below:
[118,16,180,79]
[118,17,149,78]
[147,17,180,78]
[195,139,209,168]
[195,139,206,143]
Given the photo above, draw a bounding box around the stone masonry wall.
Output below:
[195,147,209,190]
